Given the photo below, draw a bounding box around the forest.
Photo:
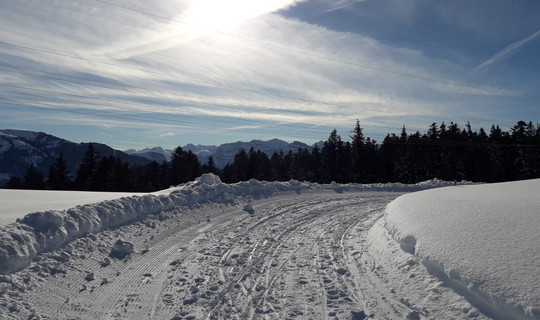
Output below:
[4,120,540,192]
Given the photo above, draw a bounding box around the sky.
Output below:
[1,0,539,150]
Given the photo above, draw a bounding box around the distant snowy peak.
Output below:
[126,140,306,167]
[124,144,219,164]
[183,144,218,165]
[183,143,218,155]
[125,146,173,163]
[212,139,311,168]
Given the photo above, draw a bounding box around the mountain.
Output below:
[106,139,312,169]
[0,129,315,184]
[125,144,218,165]
[124,147,173,163]
[212,139,311,168]
[183,144,219,165]
[0,130,151,183]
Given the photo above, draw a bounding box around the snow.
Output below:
[385,179,540,319]
[0,189,144,227]
[1,175,536,319]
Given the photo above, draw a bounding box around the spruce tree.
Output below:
[75,144,98,190]
[350,120,365,182]
[47,153,71,190]
[23,164,45,190]
[170,146,201,185]
[206,155,217,174]
[320,129,342,183]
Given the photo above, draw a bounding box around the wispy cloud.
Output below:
[474,29,540,72]
[0,0,535,148]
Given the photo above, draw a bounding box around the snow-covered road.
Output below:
[3,189,485,319]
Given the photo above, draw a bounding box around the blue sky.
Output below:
[1,0,539,150]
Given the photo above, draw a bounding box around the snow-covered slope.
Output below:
[385,179,540,319]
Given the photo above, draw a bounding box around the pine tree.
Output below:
[320,129,343,183]
[47,153,71,190]
[170,146,201,185]
[23,164,45,190]
[5,176,23,189]
[75,144,98,190]
[206,155,217,174]
[350,120,365,182]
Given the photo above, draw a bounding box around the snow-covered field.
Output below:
[0,176,537,319]
[0,190,144,227]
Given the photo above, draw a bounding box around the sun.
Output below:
[180,0,297,31]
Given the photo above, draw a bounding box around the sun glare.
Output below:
[180,0,295,31]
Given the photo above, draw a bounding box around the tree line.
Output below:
[4,144,203,192]
[4,120,540,191]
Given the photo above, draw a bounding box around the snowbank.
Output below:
[385,179,540,319]
[0,174,310,274]
[0,189,146,227]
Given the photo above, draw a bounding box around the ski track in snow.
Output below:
[0,186,487,320]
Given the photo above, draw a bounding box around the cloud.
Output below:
[0,0,531,146]
[474,29,540,72]
[159,132,177,138]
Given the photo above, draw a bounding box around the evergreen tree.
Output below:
[206,155,217,174]
[5,176,23,189]
[310,145,322,182]
[47,153,71,190]
[112,158,131,191]
[232,148,249,181]
[350,120,365,182]
[170,146,201,185]
[320,129,344,183]
[23,164,45,189]
[377,134,399,182]
[75,144,98,190]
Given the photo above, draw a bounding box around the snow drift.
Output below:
[385,179,540,319]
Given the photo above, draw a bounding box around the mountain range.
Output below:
[0,130,151,183]
[0,129,315,184]
[125,139,312,169]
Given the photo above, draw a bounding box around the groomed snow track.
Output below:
[0,175,484,319]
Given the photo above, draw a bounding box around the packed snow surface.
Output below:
[1,175,488,320]
[385,179,540,319]
[0,189,144,227]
